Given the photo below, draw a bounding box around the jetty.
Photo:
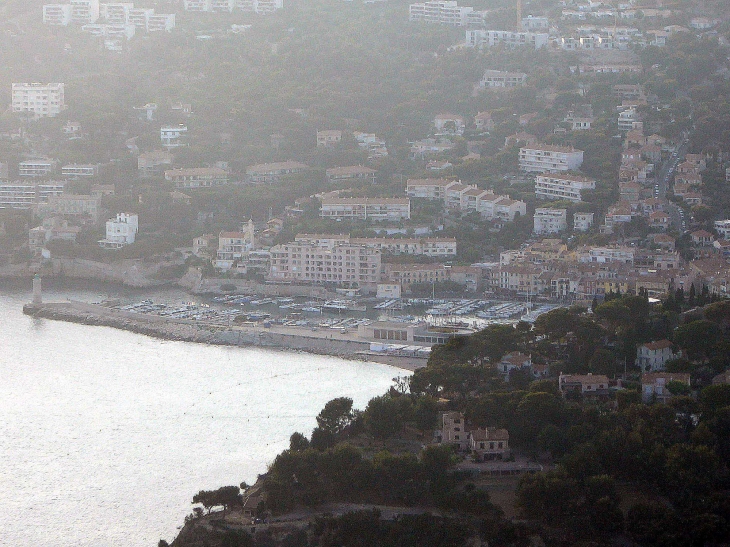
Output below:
[22,300,427,371]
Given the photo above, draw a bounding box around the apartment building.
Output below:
[325,166,377,185]
[405,178,455,199]
[636,340,678,372]
[236,0,283,13]
[43,4,73,25]
[183,0,212,10]
[12,83,66,119]
[99,3,132,23]
[320,197,411,222]
[268,242,382,290]
[521,15,549,30]
[214,222,256,270]
[99,213,138,249]
[316,130,342,148]
[70,0,100,23]
[466,30,548,49]
[409,1,475,27]
[246,161,308,183]
[210,0,235,11]
[382,262,449,291]
[38,194,101,222]
[0,181,65,209]
[61,164,98,178]
[578,246,634,264]
[160,125,188,148]
[535,173,595,202]
[574,212,594,232]
[533,208,567,234]
[146,13,175,32]
[519,144,584,173]
[138,150,173,178]
[164,167,229,188]
[351,237,457,257]
[479,70,527,88]
[127,8,153,28]
[19,159,56,178]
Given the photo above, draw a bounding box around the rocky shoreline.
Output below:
[22,302,427,371]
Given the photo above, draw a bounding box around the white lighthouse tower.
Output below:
[32,273,42,305]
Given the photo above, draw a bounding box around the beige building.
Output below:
[138,150,173,178]
[535,173,595,202]
[519,144,584,173]
[325,166,377,184]
[316,130,342,148]
[320,197,410,222]
[245,161,308,183]
[12,83,66,119]
[164,167,229,188]
[38,194,101,222]
[269,241,382,290]
[382,262,448,291]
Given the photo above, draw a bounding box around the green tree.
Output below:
[289,432,310,452]
[316,397,354,435]
[364,395,403,440]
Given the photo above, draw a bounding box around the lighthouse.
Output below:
[32,273,42,305]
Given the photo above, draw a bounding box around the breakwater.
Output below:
[22,302,426,370]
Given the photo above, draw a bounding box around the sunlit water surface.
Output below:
[0,285,401,546]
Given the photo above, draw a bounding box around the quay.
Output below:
[22,301,428,371]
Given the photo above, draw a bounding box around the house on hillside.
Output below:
[435,411,469,451]
[641,372,690,403]
[636,340,678,372]
[497,351,532,378]
[558,373,609,397]
[469,428,510,461]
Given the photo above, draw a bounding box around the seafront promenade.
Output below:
[22,301,427,371]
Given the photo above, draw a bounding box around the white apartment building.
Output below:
[38,194,101,222]
[19,159,56,178]
[61,164,98,178]
[574,212,594,232]
[164,167,229,188]
[466,30,549,49]
[71,0,100,23]
[519,145,584,173]
[269,242,382,290]
[236,0,284,13]
[320,197,411,222]
[479,70,527,88]
[160,125,188,148]
[409,1,474,26]
[535,173,595,202]
[618,108,640,132]
[714,220,730,240]
[12,83,66,119]
[127,8,153,27]
[405,178,455,199]
[533,208,567,234]
[99,213,138,249]
[0,181,65,209]
[578,246,634,264]
[210,0,235,11]
[43,4,73,25]
[183,0,212,10]
[350,237,457,257]
[521,15,549,30]
[146,13,175,32]
[100,3,133,23]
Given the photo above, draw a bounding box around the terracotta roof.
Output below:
[642,372,690,385]
[641,340,674,351]
[326,166,376,176]
[471,427,509,442]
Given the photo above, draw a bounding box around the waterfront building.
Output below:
[214,220,256,270]
[99,213,138,249]
[12,83,65,119]
[268,241,382,291]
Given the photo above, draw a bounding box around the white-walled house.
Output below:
[636,340,678,371]
[99,212,138,249]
